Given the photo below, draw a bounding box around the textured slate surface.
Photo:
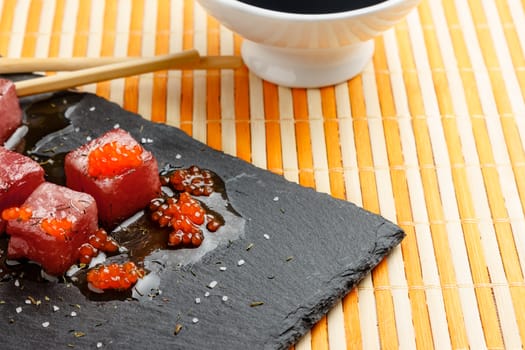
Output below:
[0,88,404,350]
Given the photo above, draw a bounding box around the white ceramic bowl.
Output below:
[196,0,422,88]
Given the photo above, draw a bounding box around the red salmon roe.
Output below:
[40,217,73,240]
[87,141,143,178]
[1,206,32,221]
[86,262,144,291]
[168,230,204,247]
[78,228,120,265]
[149,192,205,230]
[165,165,215,196]
[79,243,98,264]
[148,192,223,248]
[205,213,222,232]
[88,228,119,252]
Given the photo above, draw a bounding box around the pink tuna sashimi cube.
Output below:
[0,147,45,233]
[6,182,98,276]
[0,79,23,145]
[65,128,161,229]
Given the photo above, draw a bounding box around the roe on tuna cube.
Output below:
[65,128,161,229]
[6,182,98,276]
[0,79,23,145]
[0,146,45,233]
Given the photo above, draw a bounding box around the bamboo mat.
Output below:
[2,0,525,349]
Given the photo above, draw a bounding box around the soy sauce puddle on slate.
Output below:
[0,92,246,302]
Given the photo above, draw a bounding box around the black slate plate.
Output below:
[0,82,404,350]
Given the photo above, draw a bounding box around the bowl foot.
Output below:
[241,39,375,88]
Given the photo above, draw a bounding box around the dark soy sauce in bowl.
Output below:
[236,0,387,14]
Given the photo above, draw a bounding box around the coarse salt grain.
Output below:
[25,299,31,304]
[96,342,103,348]
[89,107,96,111]
[195,298,201,304]
[222,296,228,302]
[192,317,199,324]
[204,292,210,297]
[273,196,279,201]
[263,234,270,240]
[15,307,22,313]
[237,259,245,266]
[219,266,227,271]
[70,311,77,317]
[175,154,182,159]
[207,281,218,289]
[14,280,20,287]
[86,136,92,142]
[113,124,120,129]
[42,321,50,328]
[140,138,154,145]
[53,305,60,312]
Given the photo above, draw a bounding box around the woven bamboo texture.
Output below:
[1,0,525,348]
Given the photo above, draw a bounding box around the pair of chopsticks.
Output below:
[3,50,242,97]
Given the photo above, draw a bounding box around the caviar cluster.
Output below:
[40,217,73,240]
[1,206,32,222]
[3,207,75,241]
[88,141,143,178]
[86,261,144,290]
[78,228,120,264]
[149,192,222,248]
[162,165,216,196]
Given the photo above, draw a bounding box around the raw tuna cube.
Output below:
[0,146,45,232]
[0,79,23,145]
[65,128,161,228]
[6,182,98,276]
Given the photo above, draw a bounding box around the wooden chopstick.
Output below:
[0,55,243,74]
[14,50,204,97]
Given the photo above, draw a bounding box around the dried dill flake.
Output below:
[173,324,183,335]
[72,331,86,338]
